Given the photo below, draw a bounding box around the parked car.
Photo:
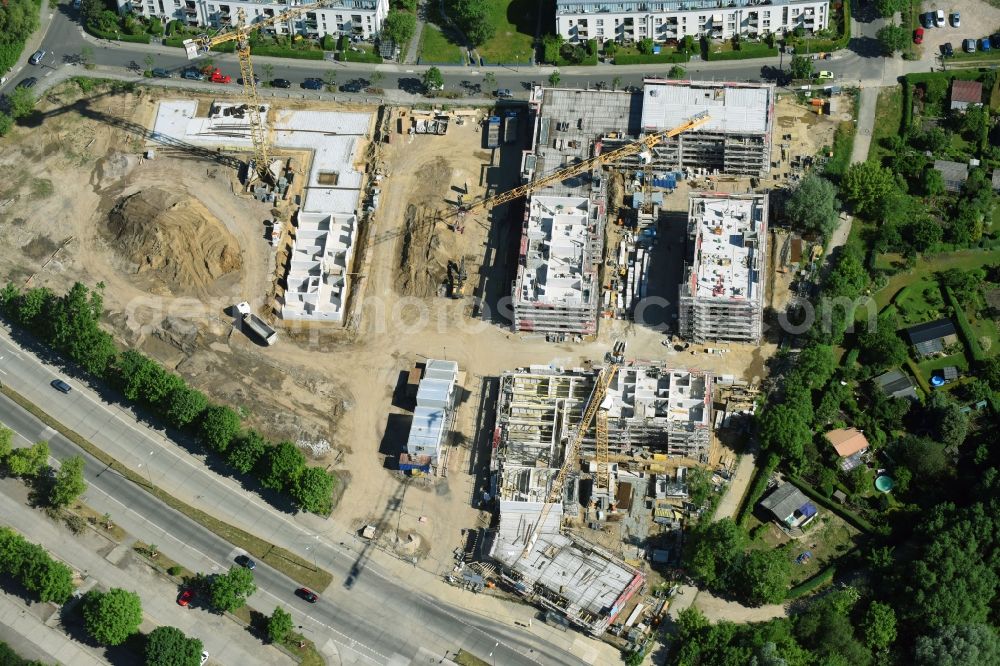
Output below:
[914,27,925,44]
[28,50,45,65]
[50,379,72,394]
[235,555,256,570]
[950,11,960,27]
[981,37,992,51]
[921,12,935,28]
[942,42,954,56]
[17,77,37,89]
[295,587,318,603]
[177,589,194,606]
[237,75,260,86]
[182,68,204,81]
[815,70,834,81]
[271,78,291,88]
[151,68,171,78]
[200,651,209,666]
[208,68,231,84]
[935,9,946,27]
[301,77,323,90]
[991,33,1000,49]
[963,38,977,53]
[338,78,367,93]
[495,88,513,98]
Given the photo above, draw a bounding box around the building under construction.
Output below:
[678,193,768,344]
[512,80,773,335]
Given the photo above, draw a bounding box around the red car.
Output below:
[177,589,194,606]
[207,67,231,84]
[295,587,318,603]
[914,27,924,44]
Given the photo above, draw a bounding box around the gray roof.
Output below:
[992,168,1000,191]
[943,366,959,380]
[934,160,969,192]
[874,369,918,400]
[406,406,446,455]
[759,483,810,520]
[906,318,956,344]
[641,81,773,134]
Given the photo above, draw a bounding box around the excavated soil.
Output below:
[105,188,243,297]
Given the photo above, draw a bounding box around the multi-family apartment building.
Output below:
[119,0,388,40]
[554,0,829,43]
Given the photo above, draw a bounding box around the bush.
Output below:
[613,51,689,65]
[167,565,183,576]
[84,22,152,44]
[945,286,986,361]
[322,34,335,51]
[0,527,75,604]
[148,16,163,36]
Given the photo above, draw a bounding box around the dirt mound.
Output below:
[106,188,242,296]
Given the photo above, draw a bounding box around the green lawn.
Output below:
[872,248,1000,310]
[917,351,970,378]
[752,514,860,586]
[869,86,903,165]
[892,276,946,325]
[475,0,537,65]
[419,24,465,64]
[969,311,1000,357]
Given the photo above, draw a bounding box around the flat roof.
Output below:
[687,194,766,302]
[516,195,596,307]
[406,406,447,453]
[640,80,772,135]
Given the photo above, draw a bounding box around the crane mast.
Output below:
[183,1,330,180]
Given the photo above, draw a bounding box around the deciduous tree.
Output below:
[422,66,443,92]
[915,624,1000,666]
[266,607,294,644]
[785,174,839,238]
[49,456,87,508]
[290,466,335,514]
[227,430,268,474]
[448,0,495,46]
[7,86,35,120]
[382,10,416,47]
[208,565,257,612]
[6,442,49,478]
[842,161,896,214]
[145,626,204,666]
[864,601,897,651]
[198,405,242,453]
[82,588,143,646]
[257,441,305,491]
[733,548,790,606]
[790,55,812,80]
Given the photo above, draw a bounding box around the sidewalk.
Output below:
[0,0,53,92]
[0,482,289,665]
[0,591,106,666]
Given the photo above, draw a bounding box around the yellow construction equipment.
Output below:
[460,112,711,217]
[521,342,626,558]
[594,408,610,492]
[182,2,330,180]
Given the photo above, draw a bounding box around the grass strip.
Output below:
[0,384,333,591]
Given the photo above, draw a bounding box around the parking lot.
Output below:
[917,0,1000,64]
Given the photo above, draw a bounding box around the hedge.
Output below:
[905,357,932,395]
[786,562,838,598]
[336,50,382,63]
[786,475,879,534]
[792,0,852,52]
[613,51,689,65]
[164,35,236,52]
[0,39,28,75]
[736,452,779,527]
[901,78,913,132]
[84,24,151,44]
[945,285,987,362]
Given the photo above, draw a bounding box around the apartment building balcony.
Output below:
[183,4,197,15]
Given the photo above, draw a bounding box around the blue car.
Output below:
[980,38,991,52]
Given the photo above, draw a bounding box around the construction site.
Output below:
[0,12,854,647]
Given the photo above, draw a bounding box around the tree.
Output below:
[48,283,117,377]
[322,68,336,91]
[0,112,13,137]
[667,65,686,79]
[382,9,416,46]
[790,55,813,80]
[198,405,242,453]
[266,607,294,644]
[792,344,836,389]
[208,565,257,612]
[482,71,496,92]
[227,430,268,474]
[548,70,561,86]
[857,312,908,371]
[7,86,35,120]
[637,37,654,54]
[876,24,909,55]
[422,66,443,92]
[0,0,41,46]
[0,426,12,460]
[915,624,1000,666]
[449,0,495,46]
[6,442,49,478]
[842,161,896,214]
[82,588,143,646]
[257,441,305,491]
[875,0,906,17]
[392,0,417,9]
[685,518,748,589]
[785,174,839,238]
[864,601,897,652]
[163,384,208,429]
[733,548,790,606]
[18,542,74,603]
[370,70,383,88]
[49,456,87,508]
[290,466,335,514]
[145,626,204,666]
[757,403,812,468]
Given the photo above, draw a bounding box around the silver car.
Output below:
[28,50,45,65]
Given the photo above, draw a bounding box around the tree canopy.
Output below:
[382,10,416,46]
[145,626,204,666]
[790,55,813,80]
[876,24,909,54]
[447,0,495,46]
[785,174,840,238]
[208,565,257,612]
[82,588,143,646]
[842,161,896,214]
[422,66,443,91]
[266,607,294,644]
[49,456,87,508]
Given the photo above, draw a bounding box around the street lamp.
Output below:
[137,450,154,487]
[488,641,499,666]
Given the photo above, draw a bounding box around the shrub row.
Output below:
[163,35,236,52]
[0,527,75,604]
[336,49,383,63]
[249,45,324,60]
[0,283,336,515]
[786,562,837,598]
[613,51,689,65]
[945,285,987,362]
[84,24,151,44]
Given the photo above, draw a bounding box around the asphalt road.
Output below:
[2,2,894,100]
[0,332,590,666]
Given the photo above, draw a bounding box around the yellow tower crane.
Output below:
[520,342,626,559]
[458,111,711,219]
[182,2,330,180]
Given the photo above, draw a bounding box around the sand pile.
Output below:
[106,188,242,296]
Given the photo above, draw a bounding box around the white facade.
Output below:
[555,0,828,42]
[120,0,388,40]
